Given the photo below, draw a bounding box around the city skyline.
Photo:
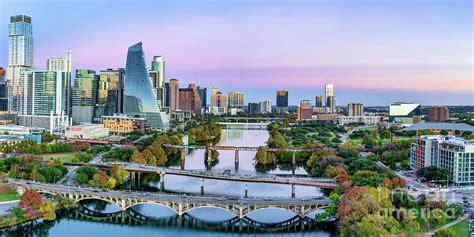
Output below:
[0,0,472,106]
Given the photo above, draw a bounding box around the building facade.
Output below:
[337,116,382,126]
[197,86,207,114]
[0,68,7,111]
[72,69,97,124]
[102,114,148,134]
[248,102,260,115]
[429,106,449,122]
[165,79,179,113]
[389,102,421,124]
[276,90,288,113]
[46,50,72,72]
[326,96,336,114]
[259,100,272,114]
[315,96,323,108]
[210,90,227,115]
[179,84,202,116]
[297,100,313,121]
[150,56,165,108]
[64,124,109,139]
[347,103,364,116]
[94,68,124,123]
[228,92,244,109]
[8,15,34,113]
[410,135,474,186]
[123,42,168,130]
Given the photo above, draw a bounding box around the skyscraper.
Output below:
[94,68,125,122]
[8,15,34,113]
[179,84,202,116]
[326,96,336,114]
[123,42,168,130]
[297,100,313,121]
[347,103,364,116]
[165,79,179,112]
[197,86,207,113]
[228,92,244,108]
[47,50,72,72]
[315,96,323,108]
[324,83,333,105]
[0,68,7,111]
[150,56,165,107]
[276,90,288,113]
[248,103,260,115]
[210,88,227,115]
[72,69,98,124]
[260,100,272,113]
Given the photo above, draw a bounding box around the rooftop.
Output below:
[402,122,474,132]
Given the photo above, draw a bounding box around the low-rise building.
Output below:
[65,124,109,139]
[337,116,382,126]
[102,114,148,134]
[0,124,44,135]
[315,113,340,122]
[410,135,474,186]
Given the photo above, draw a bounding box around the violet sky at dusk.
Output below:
[0,0,472,105]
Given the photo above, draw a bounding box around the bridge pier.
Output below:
[206,149,212,170]
[292,152,296,176]
[291,184,295,198]
[244,183,248,198]
[235,150,239,173]
[200,178,205,195]
[160,172,165,192]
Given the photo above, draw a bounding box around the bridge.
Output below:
[217,122,269,130]
[16,181,330,219]
[223,117,286,123]
[162,144,317,168]
[62,162,338,193]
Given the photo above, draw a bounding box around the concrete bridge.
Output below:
[217,122,269,130]
[162,144,317,169]
[62,162,338,193]
[17,182,330,219]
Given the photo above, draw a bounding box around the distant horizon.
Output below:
[0,0,472,106]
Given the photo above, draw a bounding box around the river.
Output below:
[5,129,338,236]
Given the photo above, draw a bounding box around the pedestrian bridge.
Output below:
[17,182,330,219]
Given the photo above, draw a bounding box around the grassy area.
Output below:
[0,192,20,202]
[39,152,78,162]
[448,218,470,236]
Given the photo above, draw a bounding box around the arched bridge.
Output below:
[162,144,316,152]
[17,182,330,219]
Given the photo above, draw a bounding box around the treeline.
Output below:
[0,141,91,155]
[185,122,221,144]
[74,164,128,190]
[0,156,68,183]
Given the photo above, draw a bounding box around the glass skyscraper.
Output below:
[72,69,97,124]
[94,68,124,123]
[8,15,34,113]
[123,42,168,130]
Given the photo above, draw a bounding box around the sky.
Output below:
[0,0,472,106]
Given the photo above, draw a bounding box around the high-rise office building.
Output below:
[94,68,125,122]
[197,86,207,113]
[297,100,313,121]
[8,15,34,113]
[210,89,227,115]
[324,83,333,106]
[326,96,336,114]
[276,90,288,113]
[315,96,323,108]
[300,100,312,109]
[165,79,179,112]
[150,56,165,108]
[248,103,260,115]
[123,42,168,130]
[72,69,98,124]
[179,84,202,116]
[47,50,72,72]
[0,68,7,111]
[429,106,449,122]
[347,103,364,116]
[259,100,272,113]
[228,92,244,108]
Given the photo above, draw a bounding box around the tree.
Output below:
[88,170,117,189]
[446,203,463,218]
[19,189,43,219]
[148,141,167,165]
[74,172,89,185]
[41,132,56,143]
[254,146,274,165]
[130,150,145,164]
[434,228,454,237]
[110,163,128,184]
[142,148,157,166]
[392,191,417,208]
[429,209,447,226]
[39,200,56,221]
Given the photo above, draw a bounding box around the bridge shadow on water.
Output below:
[70,204,337,234]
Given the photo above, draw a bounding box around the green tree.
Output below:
[434,228,454,237]
[130,150,145,164]
[429,209,447,226]
[254,146,274,165]
[142,148,157,166]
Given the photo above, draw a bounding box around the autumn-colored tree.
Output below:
[382,177,407,190]
[39,200,56,221]
[19,189,43,219]
[110,163,128,184]
[130,150,145,164]
[324,166,346,178]
[148,141,167,165]
[254,146,274,165]
[88,170,117,189]
[142,148,157,166]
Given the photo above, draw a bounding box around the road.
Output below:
[62,162,338,189]
[16,181,331,206]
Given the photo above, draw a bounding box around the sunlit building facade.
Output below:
[94,68,125,123]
